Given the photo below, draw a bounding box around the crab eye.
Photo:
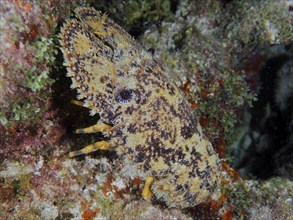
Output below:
[117,89,133,103]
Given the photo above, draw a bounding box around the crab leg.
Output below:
[75,122,112,134]
[69,140,111,157]
[71,100,84,107]
[71,100,95,109]
[142,176,154,200]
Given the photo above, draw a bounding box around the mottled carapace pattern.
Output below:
[60,7,221,208]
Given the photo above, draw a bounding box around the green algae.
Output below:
[223,178,293,219]
[96,0,175,34]
[0,37,56,128]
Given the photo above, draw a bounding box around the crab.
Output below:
[60,7,221,208]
